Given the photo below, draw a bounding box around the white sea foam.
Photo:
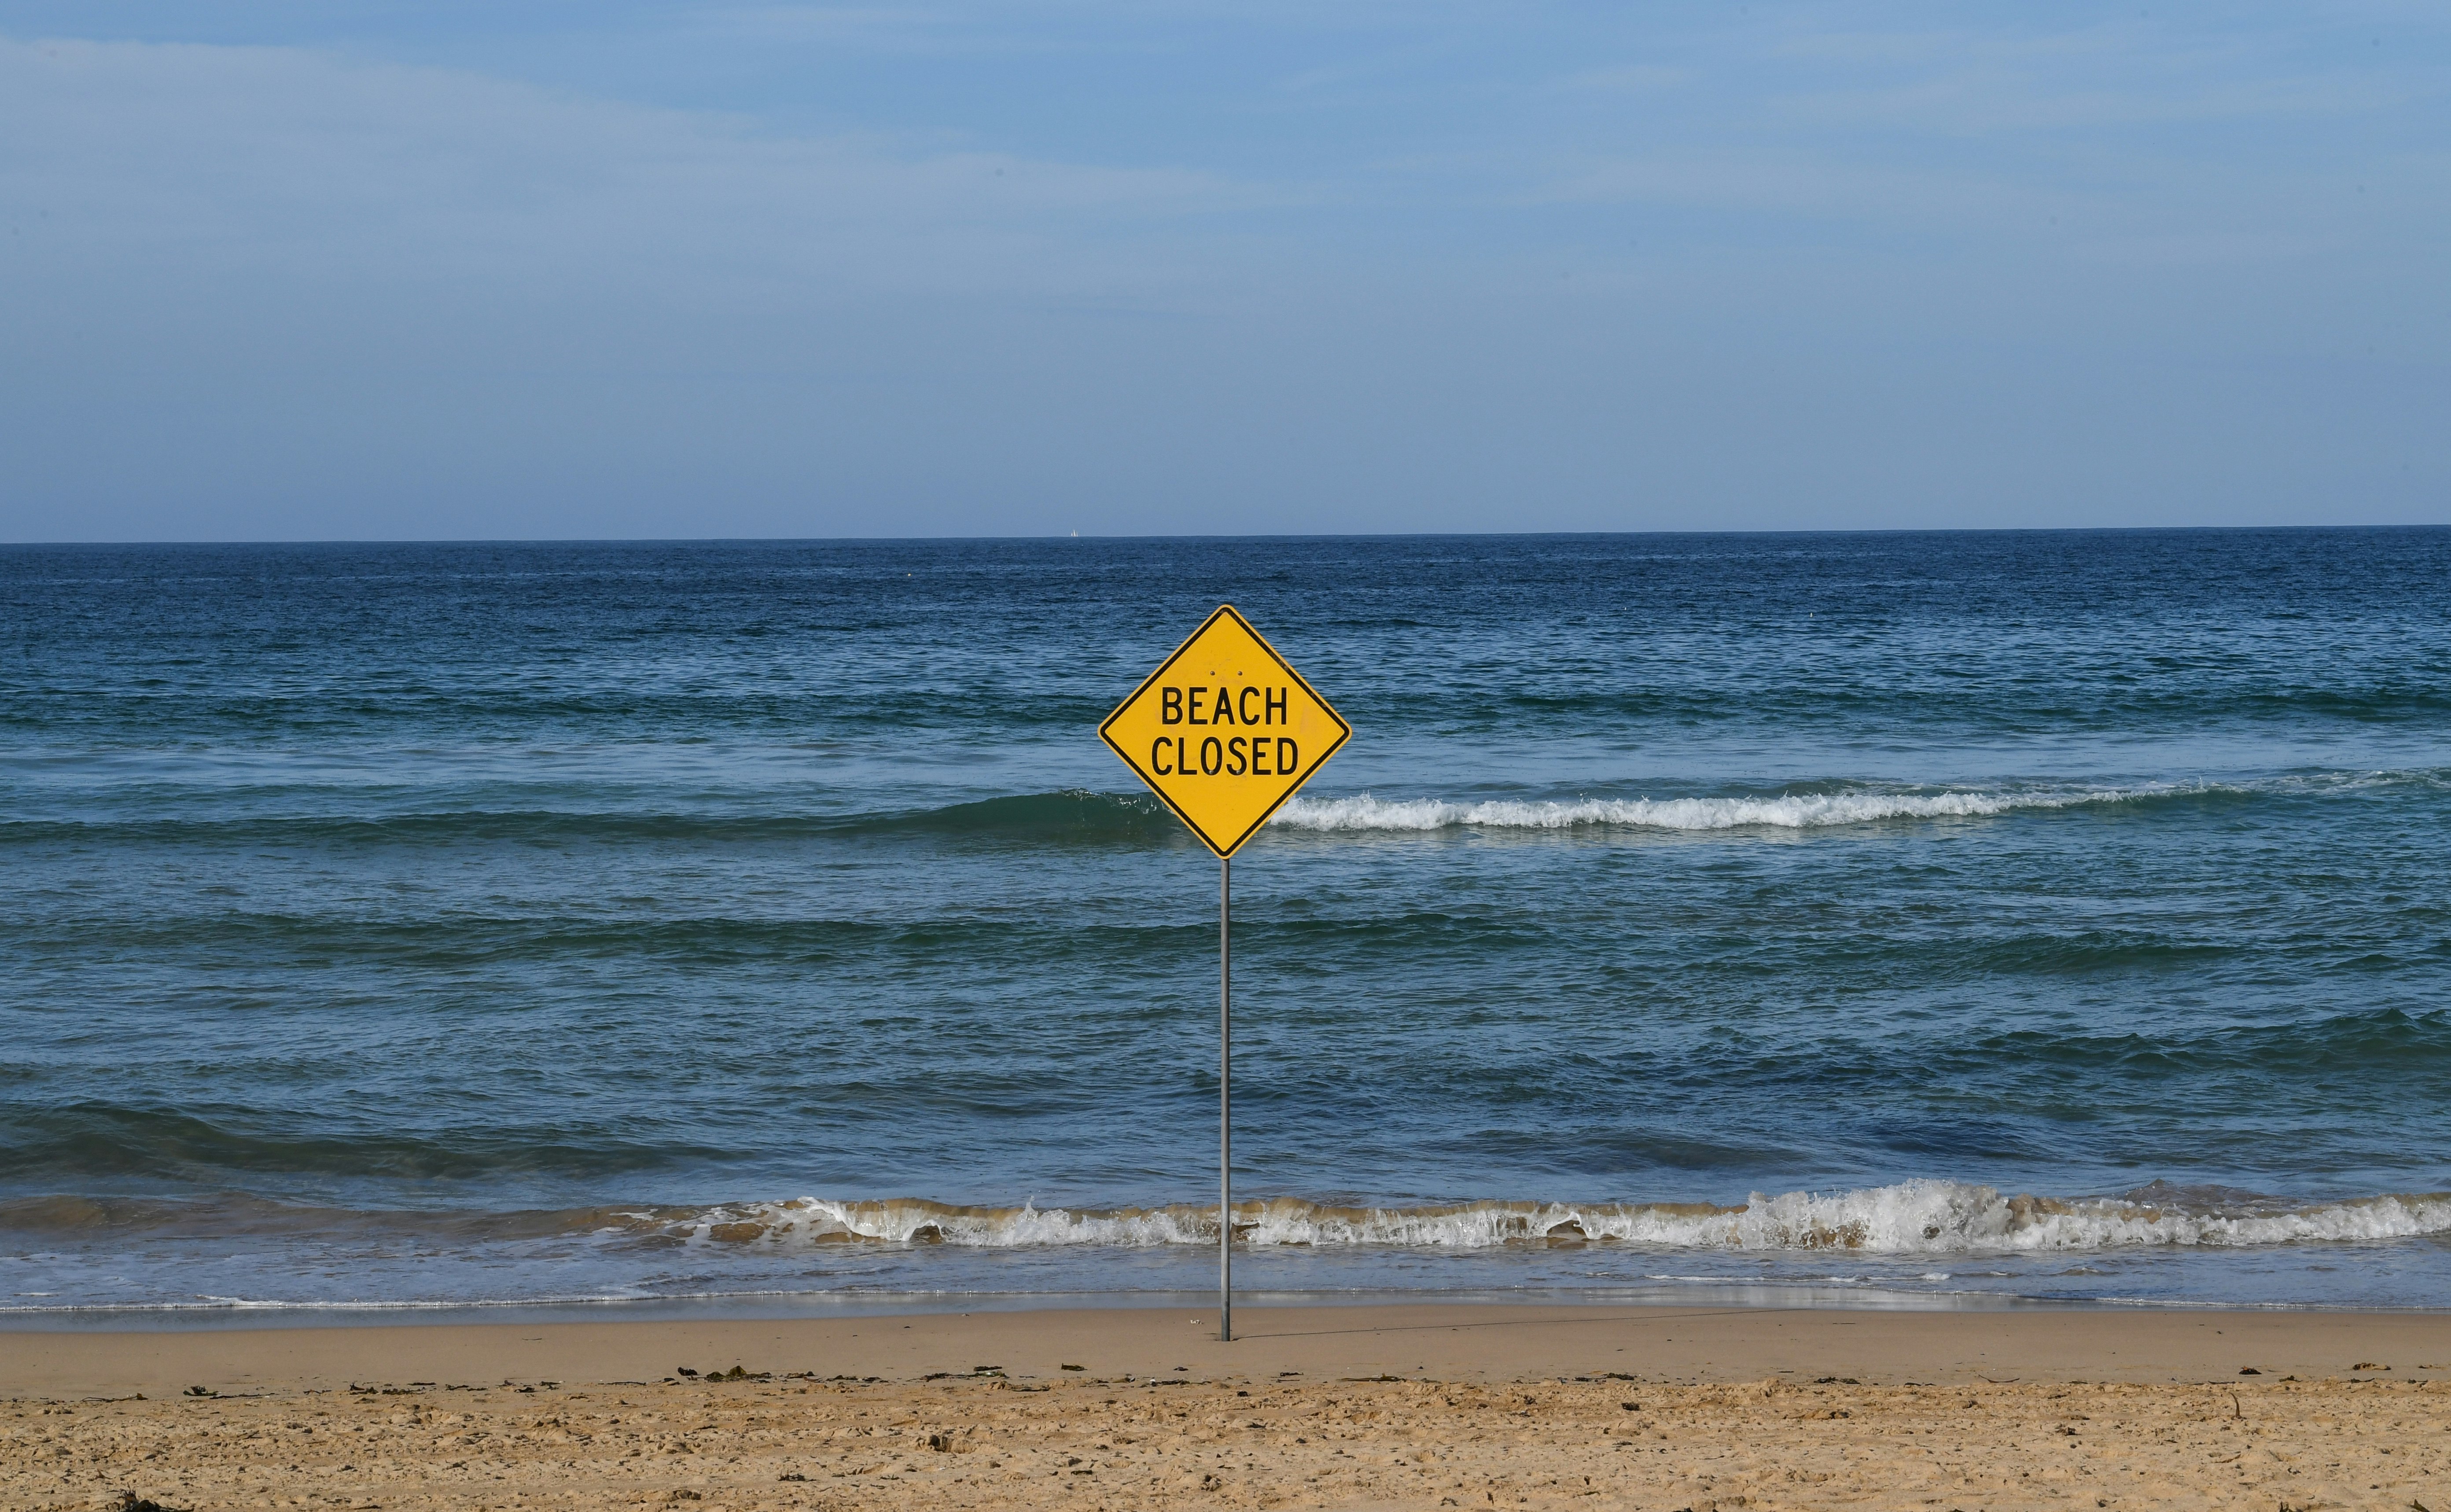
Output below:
[1269,769,2451,833]
[1270,788,2140,832]
[672,1182,2451,1255]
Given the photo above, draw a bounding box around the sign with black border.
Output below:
[1098,604,1351,857]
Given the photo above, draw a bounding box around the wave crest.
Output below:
[660,1181,2451,1254]
[1270,789,2141,832]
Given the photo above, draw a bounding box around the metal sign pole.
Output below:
[1098,607,1349,1346]
[1219,853,1232,1344]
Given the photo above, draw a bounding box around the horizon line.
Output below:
[6,522,2447,548]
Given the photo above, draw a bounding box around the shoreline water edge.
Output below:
[8,1179,2451,1323]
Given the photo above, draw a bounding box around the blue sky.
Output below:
[2,3,2445,540]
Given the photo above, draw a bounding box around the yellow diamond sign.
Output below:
[1100,605,1351,857]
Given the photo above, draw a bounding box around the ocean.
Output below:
[4,529,2449,1322]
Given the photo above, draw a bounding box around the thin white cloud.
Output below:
[1785,64,2416,134]
[0,36,1276,302]
[2065,229,2341,266]
[1556,63,1689,93]
[1521,148,2084,228]
[1766,15,2434,133]
[681,5,1104,56]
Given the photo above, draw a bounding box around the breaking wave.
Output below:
[1270,788,2148,832]
[1266,769,2451,833]
[659,1181,2451,1254]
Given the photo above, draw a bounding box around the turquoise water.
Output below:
[3,530,2449,1316]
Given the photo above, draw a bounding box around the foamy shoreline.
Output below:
[16,1179,2451,1315]
[683,1182,2451,1253]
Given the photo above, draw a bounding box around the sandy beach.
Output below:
[8,1303,2450,1510]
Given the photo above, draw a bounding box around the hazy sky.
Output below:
[3,3,2445,540]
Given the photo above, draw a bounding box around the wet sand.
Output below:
[7,1304,2450,1509]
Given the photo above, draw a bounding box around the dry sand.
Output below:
[7,1304,2450,1510]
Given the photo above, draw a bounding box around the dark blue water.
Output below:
[4,530,2449,1317]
